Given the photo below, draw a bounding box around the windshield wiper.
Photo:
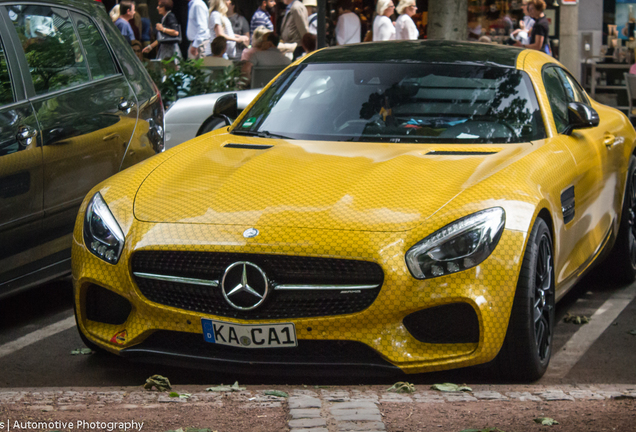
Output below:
[232,130,291,140]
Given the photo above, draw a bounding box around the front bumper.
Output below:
[72,220,526,374]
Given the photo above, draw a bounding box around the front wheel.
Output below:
[493,218,555,382]
[603,155,636,284]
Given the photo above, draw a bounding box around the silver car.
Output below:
[164,89,261,149]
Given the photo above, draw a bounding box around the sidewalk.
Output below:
[1,384,635,432]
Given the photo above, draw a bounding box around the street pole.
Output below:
[428,0,468,41]
[560,1,580,80]
[318,0,326,48]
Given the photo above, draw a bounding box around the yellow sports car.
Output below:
[72,41,636,381]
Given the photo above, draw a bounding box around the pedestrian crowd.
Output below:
[104,0,550,85]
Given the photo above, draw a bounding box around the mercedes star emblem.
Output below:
[221,262,268,310]
[243,228,259,238]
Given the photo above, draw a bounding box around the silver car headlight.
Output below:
[405,207,505,279]
[83,192,125,264]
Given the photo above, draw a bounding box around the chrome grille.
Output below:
[131,251,384,319]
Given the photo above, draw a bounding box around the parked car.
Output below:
[73,41,636,381]
[0,0,164,298]
[164,89,261,149]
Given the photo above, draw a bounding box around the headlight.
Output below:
[405,207,505,279]
[83,192,125,264]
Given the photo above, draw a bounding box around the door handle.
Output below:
[118,99,135,113]
[603,133,624,148]
[16,126,37,147]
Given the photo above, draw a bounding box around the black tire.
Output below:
[494,218,555,382]
[604,155,636,284]
[197,116,229,136]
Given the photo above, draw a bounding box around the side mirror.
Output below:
[565,102,599,135]
[213,93,238,126]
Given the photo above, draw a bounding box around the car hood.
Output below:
[134,135,529,232]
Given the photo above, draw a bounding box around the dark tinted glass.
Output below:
[7,5,89,95]
[542,67,569,134]
[555,67,589,105]
[235,63,545,144]
[71,12,118,80]
[0,39,13,105]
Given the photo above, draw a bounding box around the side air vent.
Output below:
[224,143,273,150]
[561,186,575,224]
[426,150,498,156]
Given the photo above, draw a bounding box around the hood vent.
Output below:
[224,143,273,150]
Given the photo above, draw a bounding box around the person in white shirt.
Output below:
[335,0,361,45]
[373,0,395,41]
[304,0,318,35]
[187,0,210,59]
[395,0,418,40]
[208,0,249,59]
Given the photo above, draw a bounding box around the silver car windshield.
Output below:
[233,63,545,144]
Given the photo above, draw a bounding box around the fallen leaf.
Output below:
[387,381,416,393]
[628,330,636,335]
[71,348,93,355]
[263,390,288,398]
[534,417,559,426]
[169,392,180,398]
[431,383,472,392]
[143,375,172,392]
[563,313,589,325]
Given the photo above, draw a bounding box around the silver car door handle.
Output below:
[118,99,135,113]
[16,126,37,147]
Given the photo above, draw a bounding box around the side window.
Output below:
[0,38,14,105]
[555,68,589,105]
[71,12,118,80]
[7,5,89,95]
[542,67,569,134]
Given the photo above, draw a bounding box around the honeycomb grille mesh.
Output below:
[131,251,384,319]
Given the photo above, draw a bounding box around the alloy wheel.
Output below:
[534,233,553,362]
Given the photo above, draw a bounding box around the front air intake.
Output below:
[403,303,480,344]
[85,284,132,325]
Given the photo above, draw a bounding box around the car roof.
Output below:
[303,40,524,69]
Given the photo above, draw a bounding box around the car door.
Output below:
[4,4,138,238]
[0,24,44,280]
[542,65,613,282]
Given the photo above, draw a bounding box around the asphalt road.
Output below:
[0,267,634,388]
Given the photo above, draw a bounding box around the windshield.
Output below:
[234,63,545,144]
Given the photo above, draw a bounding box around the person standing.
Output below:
[142,0,182,60]
[115,1,136,43]
[208,0,249,60]
[137,4,152,48]
[395,0,418,40]
[373,0,395,41]
[335,0,360,44]
[304,0,318,35]
[515,0,550,55]
[280,0,309,57]
[227,0,249,59]
[187,0,210,59]
[250,0,275,40]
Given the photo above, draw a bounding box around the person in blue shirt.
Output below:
[250,0,275,41]
[115,0,136,43]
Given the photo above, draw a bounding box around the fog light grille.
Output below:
[85,284,132,325]
[403,303,479,344]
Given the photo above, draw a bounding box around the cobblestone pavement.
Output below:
[1,384,635,431]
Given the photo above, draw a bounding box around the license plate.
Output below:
[201,318,297,348]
